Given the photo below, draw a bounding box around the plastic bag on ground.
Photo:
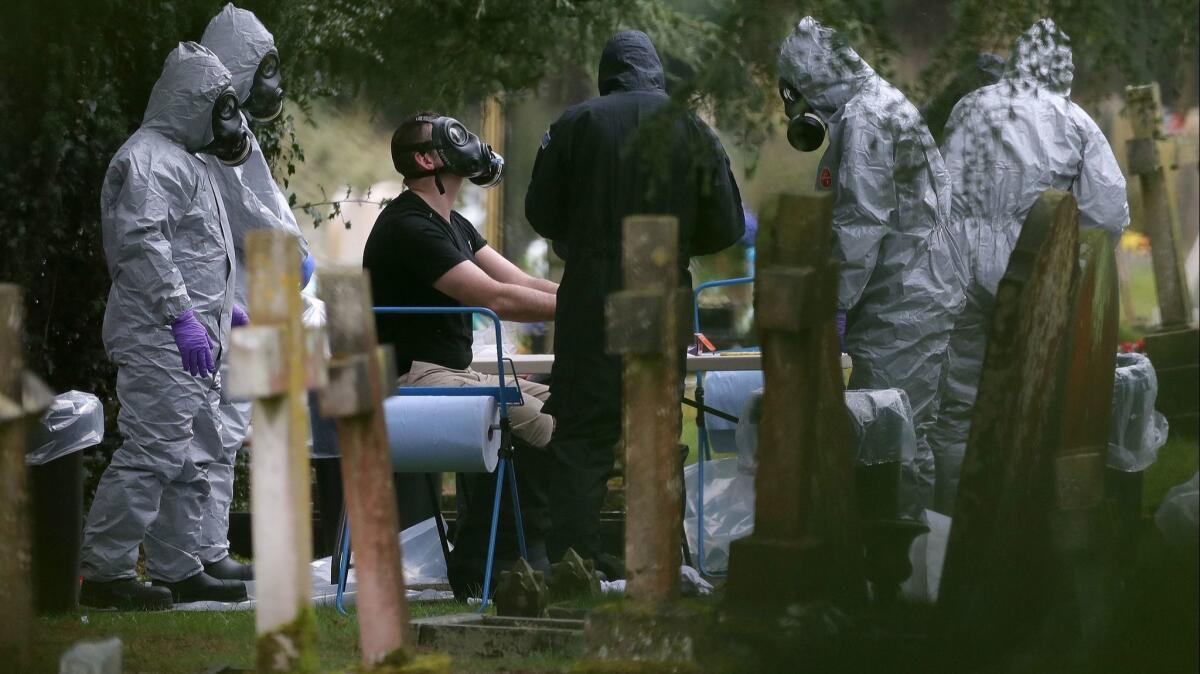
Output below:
[846,388,923,520]
[401,516,450,586]
[1155,472,1199,550]
[25,391,104,466]
[1109,352,1169,472]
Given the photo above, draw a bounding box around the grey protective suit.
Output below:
[193,3,310,565]
[929,18,1129,513]
[779,17,966,518]
[777,18,964,515]
[81,42,236,583]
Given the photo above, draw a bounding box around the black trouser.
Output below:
[449,436,552,573]
[545,426,621,565]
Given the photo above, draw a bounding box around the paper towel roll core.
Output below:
[383,395,501,473]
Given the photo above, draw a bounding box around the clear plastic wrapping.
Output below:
[25,391,104,466]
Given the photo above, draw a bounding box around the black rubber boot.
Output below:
[80,578,173,611]
[203,555,254,581]
[153,571,248,603]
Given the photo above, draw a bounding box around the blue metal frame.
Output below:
[691,276,754,578]
[334,306,526,614]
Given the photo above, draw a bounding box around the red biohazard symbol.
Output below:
[819,167,833,189]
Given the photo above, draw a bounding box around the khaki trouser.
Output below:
[398,361,554,448]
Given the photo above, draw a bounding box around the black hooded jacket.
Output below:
[525,30,744,435]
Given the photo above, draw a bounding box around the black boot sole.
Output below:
[80,584,173,611]
[153,581,248,604]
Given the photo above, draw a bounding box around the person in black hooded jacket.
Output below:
[525,30,745,575]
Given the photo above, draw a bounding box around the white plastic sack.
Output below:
[25,391,104,466]
[683,458,756,573]
[1155,472,1199,550]
[1109,352,1169,472]
[702,370,763,454]
[401,517,450,586]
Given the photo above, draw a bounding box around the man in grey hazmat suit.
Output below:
[168,2,314,583]
[80,42,252,609]
[777,17,967,518]
[929,18,1128,513]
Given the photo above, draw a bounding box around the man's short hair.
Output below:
[391,111,441,178]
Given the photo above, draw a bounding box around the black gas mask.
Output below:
[396,115,505,195]
[779,80,826,152]
[201,87,251,166]
[244,50,284,122]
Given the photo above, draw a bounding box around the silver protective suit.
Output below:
[779,17,965,517]
[929,18,1129,513]
[193,3,310,565]
[81,42,235,583]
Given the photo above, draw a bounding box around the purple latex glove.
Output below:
[171,309,215,376]
[835,310,847,351]
[300,253,315,289]
[232,303,250,327]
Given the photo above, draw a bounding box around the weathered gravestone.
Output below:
[227,230,320,672]
[580,215,711,669]
[938,191,1122,667]
[0,285,53,672]
[723,193,865,613]
[1127,83,1199,438]
[319,268,450,672]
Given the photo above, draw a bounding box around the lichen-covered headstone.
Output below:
[495,558,549,617]
[549,548,600,601]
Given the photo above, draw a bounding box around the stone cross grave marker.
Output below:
[724,192,865,612]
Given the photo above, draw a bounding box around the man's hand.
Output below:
[475,245,559,295]
[434,259,556,322]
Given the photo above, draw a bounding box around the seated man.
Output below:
[364,112,558,598]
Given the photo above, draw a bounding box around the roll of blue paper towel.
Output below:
[383,395,501,473]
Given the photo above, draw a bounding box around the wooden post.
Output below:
[606,215,683,603]
[938,191,1082,665]
[0,285,32,671]
[227,230,317,673]
[724,193,865,611]
[1127,83,1192,326]
[481,96,505,253]
[318,268,411,665]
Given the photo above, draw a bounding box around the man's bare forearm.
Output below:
[526,277,559,295]
[493,283,556,322]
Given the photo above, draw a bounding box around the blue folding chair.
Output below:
[334,306,527,614]
[690,276,756,577]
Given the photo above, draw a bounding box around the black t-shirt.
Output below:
[363,190,487,374]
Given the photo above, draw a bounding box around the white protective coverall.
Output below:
[194,3,310,565]
[80,42,236,583]
[779,17,966,518]
[929,18,1129,513]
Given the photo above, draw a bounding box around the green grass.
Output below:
[1142,433,1200,516]
[31,602,488,674]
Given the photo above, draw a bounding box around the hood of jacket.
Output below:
[141,41,232,153]
[1004,18,1074,95]
[201,3,277,104]
[778,16,875,119]
[598,30,667,96]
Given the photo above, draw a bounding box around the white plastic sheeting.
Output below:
[25,391,104,466]
[1109,352,1169,472]
[1155,472,1199,550]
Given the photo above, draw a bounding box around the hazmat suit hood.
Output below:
[201,3,277,105]
[142,42,232,153]
[598,30,666,95]
[778,16,874,119]
[1004,18,1074,95]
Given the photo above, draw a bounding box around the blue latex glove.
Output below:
[300,253,315,289]
[835,310,847,352]
[171,309,215,376]
[232,303,250,327]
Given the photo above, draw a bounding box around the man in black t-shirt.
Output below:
[364,112,558,598]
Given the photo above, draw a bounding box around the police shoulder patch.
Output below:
[540,129,551,149]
